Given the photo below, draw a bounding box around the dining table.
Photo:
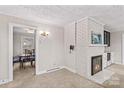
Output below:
[13,54,35,69]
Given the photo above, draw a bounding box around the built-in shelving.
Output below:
[104,31,110,47]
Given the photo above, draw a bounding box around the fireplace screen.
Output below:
[91,55,102,75]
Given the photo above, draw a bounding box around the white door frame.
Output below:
[8,23,39,82]
[122,34,124,65]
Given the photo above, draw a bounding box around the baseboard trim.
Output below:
[62,66,76,73]
[114,63,123,65]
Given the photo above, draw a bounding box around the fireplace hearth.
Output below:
[91,55,102,75]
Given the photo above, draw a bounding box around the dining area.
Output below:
[13,49,35,69]
[13,26,36,71]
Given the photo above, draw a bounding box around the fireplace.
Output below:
[91,55,102,75]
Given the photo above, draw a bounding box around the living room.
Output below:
[0,4,124,89]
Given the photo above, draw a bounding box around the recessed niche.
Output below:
[91,32,102,44]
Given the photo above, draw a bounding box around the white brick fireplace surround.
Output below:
[64,17,114,84]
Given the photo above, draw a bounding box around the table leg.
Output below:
[31,61,33,67]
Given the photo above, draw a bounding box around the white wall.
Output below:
[111,31,123,64]
[38,26,64,72]
[13,33,21,56]
[0,14,64,81]
[64,22,76,72]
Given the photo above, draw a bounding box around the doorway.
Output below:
[8,23,39,82]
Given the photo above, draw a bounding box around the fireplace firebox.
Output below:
[91,55,102,75]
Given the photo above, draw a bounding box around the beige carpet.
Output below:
[103,64,124,88]
[0,66,102,88]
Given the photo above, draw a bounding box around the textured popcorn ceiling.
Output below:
[0,5,124,32]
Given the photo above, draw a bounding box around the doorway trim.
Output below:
[122,34,124,65]
[8,23,39,82]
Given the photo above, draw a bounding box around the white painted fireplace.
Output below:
[75,17,106,78]
[64,17,113,80]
